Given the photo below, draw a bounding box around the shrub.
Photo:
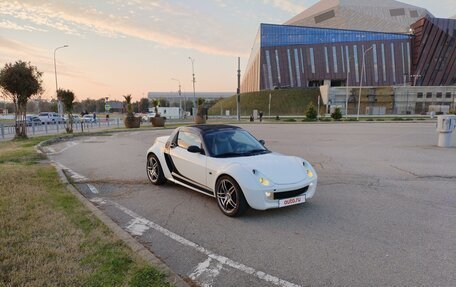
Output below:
[305,102,317,120]
[330,107,342,120]
[275,115,280,120]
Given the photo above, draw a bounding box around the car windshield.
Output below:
[204,129,269,158]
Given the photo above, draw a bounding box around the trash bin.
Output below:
[436,115,456,147]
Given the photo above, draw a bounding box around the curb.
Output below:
[36,138,189,287]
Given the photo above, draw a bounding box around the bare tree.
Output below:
[0,61,43,139]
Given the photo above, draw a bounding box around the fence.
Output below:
[0,119,121,140]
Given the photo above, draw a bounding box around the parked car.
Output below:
[82,114,98,123]
[146,124,318,217]
[64,114,81,123]
[26,115,42,126]
[38,112,65,124]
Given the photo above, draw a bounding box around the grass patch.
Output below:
[283,118,296,122]
[320,117,332,122]
[392,117,404,121]
[0,137,171,286]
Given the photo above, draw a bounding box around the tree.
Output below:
[139,98,150,113]
[0,61,43,139]
[58,89,75,133]
[331,107,342,120]
[305,102,317,120]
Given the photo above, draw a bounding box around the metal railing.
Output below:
[0,119,121,140]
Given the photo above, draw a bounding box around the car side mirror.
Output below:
[259,139,265,145]
[187,145,202,153]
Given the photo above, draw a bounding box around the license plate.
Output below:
[279,195,306,207]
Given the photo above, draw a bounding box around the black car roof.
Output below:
[183,124,241,134]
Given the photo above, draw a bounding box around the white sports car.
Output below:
[146,125,317,217]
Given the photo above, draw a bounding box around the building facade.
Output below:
[241,0,456,94]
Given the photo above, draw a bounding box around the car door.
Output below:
[169,130,209,192]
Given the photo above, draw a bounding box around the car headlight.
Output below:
[306,169,313,178]
[259,177,270,186]
[252,169,273,186]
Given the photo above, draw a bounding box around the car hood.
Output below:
[228,152,307,185]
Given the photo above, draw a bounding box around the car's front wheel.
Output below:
[215,176,248,217]
[146,154,166,185]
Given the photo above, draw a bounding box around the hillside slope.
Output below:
[208,88,320,116]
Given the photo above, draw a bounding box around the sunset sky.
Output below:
[0,0,454,102]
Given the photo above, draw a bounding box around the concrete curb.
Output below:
[36,138,189,287]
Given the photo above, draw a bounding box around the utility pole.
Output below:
[54,45,69,116]
[357,46,373,120]
[237,57,241,121]
[188,57,196,117]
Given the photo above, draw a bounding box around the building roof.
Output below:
[284,0,433,33]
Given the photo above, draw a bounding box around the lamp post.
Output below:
[188,57,196,117]
[54,45,69,116]
[357,46,373,120]
[171,78,182,118]
[345,69,350,118]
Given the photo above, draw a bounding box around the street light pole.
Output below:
[345,69,350,118]
[357,46,373,120]
[171,78,182,118]
[54,45,69,116]
[188,57,196,117]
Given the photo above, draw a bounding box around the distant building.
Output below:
[147,91,233,101]
[242,0,456,92]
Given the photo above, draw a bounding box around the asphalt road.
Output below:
[47,123,456,286]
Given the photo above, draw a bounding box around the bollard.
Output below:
[436,115,456,147]
[1,124,4,139]
[45,121,48,134]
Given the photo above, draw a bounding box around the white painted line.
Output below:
[51,161,88,182]
[89,197,107,205]
[189,257,223,287]
[87,184,99,194]
[126,218,150,236]
[98,198,300,287]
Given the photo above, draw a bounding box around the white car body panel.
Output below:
[146,126,318,211]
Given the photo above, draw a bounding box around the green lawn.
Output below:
[0,135,172,286]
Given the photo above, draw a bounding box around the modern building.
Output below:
[242,0,456,95]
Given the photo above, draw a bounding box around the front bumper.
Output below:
[243,178,317,210]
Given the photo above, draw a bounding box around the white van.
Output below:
[38,112,65,124]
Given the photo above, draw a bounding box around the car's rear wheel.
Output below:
[215,175,248,217]
[146,154,166,185]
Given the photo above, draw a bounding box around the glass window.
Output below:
[287,49,294,87]
[265,50,273,89]
[381,43,386,81]
[373,44,378,83]
[417,92,423,98]
[436,92,442,98]
[345,46,350,73]
[275,49,281,85]
[178,131,201,149]
[260,23,412,47]
[324,47,330,74]
[353,45,359,83]
[294,48,301,87]
[391,43,396,84]
[426,92,432,98]
[309,48,315,74]
[332,46,338,73]
[406,42,411,75]
[445,92,452,98]
[341,46,345,73]
[401,43,406,81]
[204,130,269,158]
[300,48,304,74]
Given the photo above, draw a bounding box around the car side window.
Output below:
[177,131,201,149]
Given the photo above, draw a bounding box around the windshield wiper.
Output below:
[215,152,246,158]
[244,149,269,156]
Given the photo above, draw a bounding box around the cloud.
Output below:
[0,0,248,57]
[263,0,306,14]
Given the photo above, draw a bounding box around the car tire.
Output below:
[215,175,248,217]
[146,154,166,185]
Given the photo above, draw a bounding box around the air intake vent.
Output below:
[390,8,405,17]
[314,10,335,24]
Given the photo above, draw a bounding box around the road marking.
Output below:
[90,197,300,287]
[189,257,224,287]
[87,184,99,194]
[51,162,88,182]
[126,217,150,236]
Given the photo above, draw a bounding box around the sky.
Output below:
[0,0,454,102]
